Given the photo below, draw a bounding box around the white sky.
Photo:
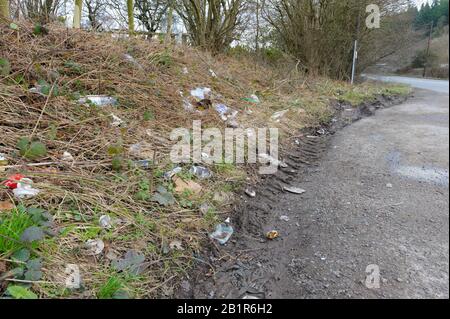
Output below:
[415,0,432,6]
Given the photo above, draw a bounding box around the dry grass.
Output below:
[0,22,410,299]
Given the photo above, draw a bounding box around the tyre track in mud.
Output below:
[177,94,411,299]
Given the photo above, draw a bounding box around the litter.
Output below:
[243,95,260,104]
[209,69,217,78]
[245,189,256,198]
[13,179,40,199]
[29,85,48,97]
[62,151,74,162]
[249,94,260,103]
[317,128,327,135]
[199,203,211,215]
[111,114,124,127]
[227,119,239,128]
[129,143,155,160]
[65,264,81,289]
[78,95,118,107]
[173,177,202,195]
[182,67,189,74]
[123,53,143,70]
[259,154,288,168]
[164,167,183,180]
[85,239,105,256]
[5,175,40,199]
[99,215,112,229]
[209,223,234,245]
[169,240,184,251]
[386,183,393,188]
[279,215,290,222]
[214,103,230,120]
[190,87,212,100]
[190,166,212,179]
[213,103,239,127]
[196,98,212,110]
[271,109,289,121]
[2,174,25,189]
[283,186,306,194]
[266,230,279,240]
[182,98,195,112]
[134,160,152,169]
[0,154,8,172]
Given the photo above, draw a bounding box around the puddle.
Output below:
[395,165,449,187]
[386,150,449,186]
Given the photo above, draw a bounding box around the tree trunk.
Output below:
[166,1,173,44]
[127,0,134,35]
[0,0,9,21]
[73,0,82,28]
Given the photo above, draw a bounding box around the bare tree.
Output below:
[11,0,64,22]
[135,0,169,34]
[11,0,63,22]
[264,0,414,79]
[175,0,247,53]
[84,0,107,30]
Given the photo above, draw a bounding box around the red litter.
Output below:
[2,174,25,190]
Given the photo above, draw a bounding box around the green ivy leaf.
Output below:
[12,248,30,263]
[7,285,38,299]
[20,226,45,243]
[24,269,43,282]
[26,258,42,271]
[112,250,146,275]
[152,186,175,206]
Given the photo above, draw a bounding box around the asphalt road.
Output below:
[193,78,449,299]
[365,74,449,94]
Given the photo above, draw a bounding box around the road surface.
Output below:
[192,78,449,299]
[365,74,449,94]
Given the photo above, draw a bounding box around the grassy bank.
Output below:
[0,22,410,299]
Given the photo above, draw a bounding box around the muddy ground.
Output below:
[178,89,449,299]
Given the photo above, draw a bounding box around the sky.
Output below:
[415,0,432,6]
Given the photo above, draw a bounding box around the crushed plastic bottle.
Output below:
[190,87,212,100]
[62,151,74,162]
[78,95,118,107]
[164,167,183,180]
[209,223,234,245]
[110,113,124,127]
[190,166,212,179]
[13,178,40,199]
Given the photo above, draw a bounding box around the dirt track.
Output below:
[185,88,449,299]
